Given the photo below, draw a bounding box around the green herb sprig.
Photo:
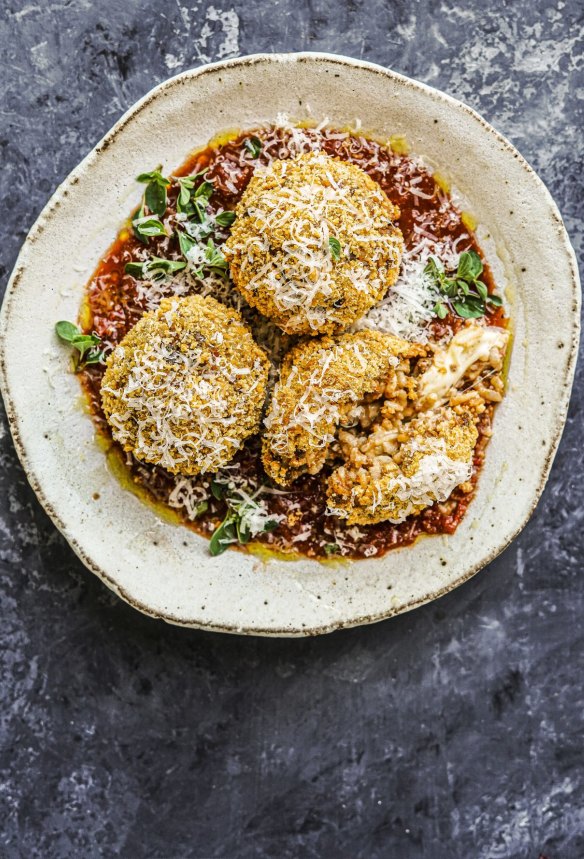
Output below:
[198,239,228,276]
[175,172,213,220]
[131,168,170,243]
[209,480,280,557]
[174,172,230,252]
[127,168,234,285]
[125,256,187,281]
[425,251,502,320]
[55,321,104,370]
[136,167,170,217]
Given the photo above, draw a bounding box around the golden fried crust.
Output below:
[101,295,270,476]
[224,152,404,336]
[262,330,424,486]
[326,408,478,525]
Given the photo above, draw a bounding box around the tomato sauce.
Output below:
[79,125,506,560]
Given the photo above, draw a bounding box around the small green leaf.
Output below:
[137,167,169,185]
[131,205,148,244]
[178,182,192,211]
[125,262,146,278]
[194,500,209,518]
[466,250,483,278]
[204,239,227,271]
[145,182,167,217]
[125,257,187,280]
[194,180,214,201]
[72,333,100,349]
[434,302,448,319]
[324,543,340,555]
[487,293,503,306]
[173,171,205,189]
[82,350,104,366]
[153,257,187,274]
[457,279,470,295]
[424,257,442,279]
[244,136,262,158]
[136,168,170,218]
[209,516,236,556]
[453,297,485,319]
[191,199,207,223]
[475,281,488,300]
[456,252,473,280]
[55,322,103,369]
[262,520,280,533]
[132,215,167,238]
[55,320,81,343]
[178,231,197,258]
[457,250,483,280]
[236,518,251,544]
[215,210,236,227]
[211,480,228,501]
[328,236,342,261]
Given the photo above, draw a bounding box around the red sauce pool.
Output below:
[79,125,507,560]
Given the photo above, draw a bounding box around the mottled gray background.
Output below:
[1,0,583,857]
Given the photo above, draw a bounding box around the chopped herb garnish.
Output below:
[191,238,228,279]
[125,256,187,281]
[244,136,262,158]
[177,176,214,221]
[174,173,218,250]
[209,515,238,556]
[203,239,227,271]
[424,251,502,320]
[136,167,170,217]
[55,321,104,370]
[324,543,340,555]
[328,236,342,261]
[174,172,208,212]
[208,481,280,556]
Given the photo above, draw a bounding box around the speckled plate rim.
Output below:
[0,52,580,636]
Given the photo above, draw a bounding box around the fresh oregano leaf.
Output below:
[328,236,342,260]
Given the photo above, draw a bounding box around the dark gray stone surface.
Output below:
[1,1,583,856]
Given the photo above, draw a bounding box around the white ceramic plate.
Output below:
[0,53,579,636]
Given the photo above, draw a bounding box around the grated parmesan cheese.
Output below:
[353,248,439,343]
[388,438,473,521]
